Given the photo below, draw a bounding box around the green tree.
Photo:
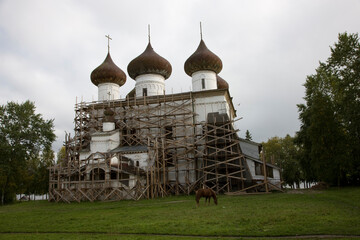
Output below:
[245,130,252,141]
[262,135,302,188]
[0,101,55,204]
[57,146,66,164]
[24,148,54,199]
[262,136,282,165]
[296,32,360,186]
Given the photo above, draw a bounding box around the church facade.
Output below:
[49,34,281,202]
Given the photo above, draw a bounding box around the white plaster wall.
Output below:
[129,177,136,189]
[246,159,268,180]
[246,159,256,177]
[167,167,175,182]
[98,83,120,101]
[123,153,149,169]
[192,95,230,122]
[167,166,196,184]
[135,74,165,97]
[247,158,281,184]
[177,160,187,184]
[192,70,217,92]
[90,130,120,153]
[103,122,115,132]
[80,151,91,161]
[269,168,281,187]
[273,168,281,181]
[110,156,119,165]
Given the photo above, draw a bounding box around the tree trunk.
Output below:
[1,177,8,205]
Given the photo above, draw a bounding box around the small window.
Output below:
[143,88,147,96]
[201,78,205,89]
[266,166,274,178]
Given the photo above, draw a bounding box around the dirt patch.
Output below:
[286,189,324,194]
[311,182,329,190]
[287,190,304,194]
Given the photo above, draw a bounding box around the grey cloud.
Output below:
[0,0,359,152]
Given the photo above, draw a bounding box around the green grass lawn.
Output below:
[0,187,359,239]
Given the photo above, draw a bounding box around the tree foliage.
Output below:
[296,32,360,186]
[245,130,252,141]
[0,101,55,204]
[25,149,55,199]
[57,146,66,164]
[262,135,302,187]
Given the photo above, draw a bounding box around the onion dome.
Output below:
[217,75,229,89]
[184,39,223,76]
[127,42,172,80]
[91,52,126,86]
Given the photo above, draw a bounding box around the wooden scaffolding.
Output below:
[49,92,254,202]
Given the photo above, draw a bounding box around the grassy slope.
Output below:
[0,187,359,239]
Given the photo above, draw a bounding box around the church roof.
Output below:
[217,75,229,89]
[127,42,172,80]
[110,145,148,153]
[184,39,222,76]
[90,52,126,86]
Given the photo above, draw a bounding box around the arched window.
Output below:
[201,78,205,89]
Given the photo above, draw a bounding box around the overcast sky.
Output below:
[0,0,359,152]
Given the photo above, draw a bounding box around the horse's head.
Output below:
[210,190,218,205]
[214,196,218,205]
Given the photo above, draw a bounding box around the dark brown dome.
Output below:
[127,42,172,80]
[217,75,229,89]
[184,39,222,76]
[91,52,126,86]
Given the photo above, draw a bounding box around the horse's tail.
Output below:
[195,190,200,203]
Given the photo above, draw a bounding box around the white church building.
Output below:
[49,32,281,202]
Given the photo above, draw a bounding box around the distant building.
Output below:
[49,33,281,202]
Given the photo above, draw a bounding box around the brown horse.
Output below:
[195,188,218,207]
